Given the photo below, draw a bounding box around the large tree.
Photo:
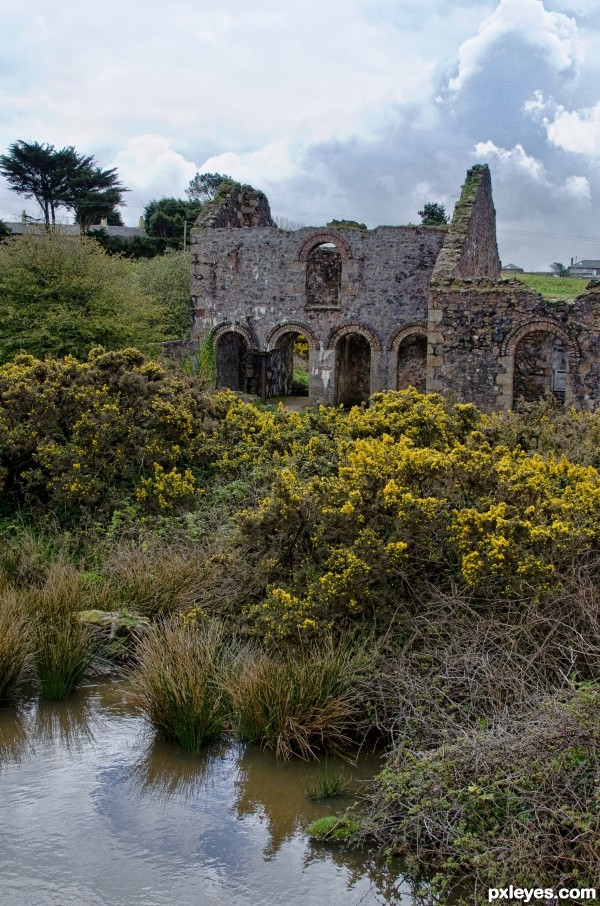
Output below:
[144,197,202,242]
[0,140,127,226]
[185,171,232,204]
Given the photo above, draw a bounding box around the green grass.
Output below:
[502,271,590,300]
[305,761,347,799]
[225,636,375,760]
[307,816,361,842]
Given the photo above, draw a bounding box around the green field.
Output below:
[502,271,591,300]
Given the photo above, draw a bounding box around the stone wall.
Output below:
[188,168,600,411]
[191,190,445,403]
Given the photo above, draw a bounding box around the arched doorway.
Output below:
[335,333,371,407]
[513,331,567,405]
[397,334,427,392]
[215,331,252,392]
[268,331,309,397]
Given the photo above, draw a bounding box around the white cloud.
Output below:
[474,141,547,181]
[545,102,600,156]
[449,0,583,92]
[558,174,592,202]
[197,142,296,186]
[114,135,197,195]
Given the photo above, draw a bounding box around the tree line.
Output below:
[0,139,233,257]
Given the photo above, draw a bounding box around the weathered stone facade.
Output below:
[189,165,600,410]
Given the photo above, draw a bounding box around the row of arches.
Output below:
[212,323,427,406]
[212,321,577,408]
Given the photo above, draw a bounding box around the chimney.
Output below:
[100,217,108,228]
[138,216,145,230]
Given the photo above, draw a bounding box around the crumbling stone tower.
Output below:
[189,166,600,410]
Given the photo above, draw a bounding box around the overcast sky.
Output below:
[1,0,599,270]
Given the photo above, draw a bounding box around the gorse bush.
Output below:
[0,348,207,519]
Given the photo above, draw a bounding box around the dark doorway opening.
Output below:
[335,333,371,407]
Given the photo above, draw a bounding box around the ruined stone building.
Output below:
[189,165,600,411]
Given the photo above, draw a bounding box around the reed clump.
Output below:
[0,588,35,704]
[130,618,232,753]
[28,561,99,700]
[225,636,375,760]
[35,618,97,700]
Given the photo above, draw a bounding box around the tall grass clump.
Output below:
[131,619,231,752]
[35,618,97,700]
[226,635,376,760]
[0,588,35,704]
[28,561,99,700]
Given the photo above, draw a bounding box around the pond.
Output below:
[0,678,412,905]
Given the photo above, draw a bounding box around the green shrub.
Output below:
[35,617,97,700]
[362,684,600,903]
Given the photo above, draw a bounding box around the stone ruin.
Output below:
[188,165,600,410]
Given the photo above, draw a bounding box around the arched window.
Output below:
[306,242,342,308]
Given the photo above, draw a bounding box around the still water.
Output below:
[0,679,411,906]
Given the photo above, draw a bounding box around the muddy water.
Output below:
[0,679,410,906]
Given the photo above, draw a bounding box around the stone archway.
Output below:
[328,323,381,407]
[213,323,255,393]
[501,321,580,407]
[265,322,320,399]
[335,333,371,406]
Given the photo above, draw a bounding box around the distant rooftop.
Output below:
[2,220,147,238]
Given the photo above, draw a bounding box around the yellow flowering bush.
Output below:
[232,394,600,636]
[0,349,207,519]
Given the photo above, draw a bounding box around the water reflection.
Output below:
[0,707,28,764]
[0,679,418,906]
[130,736,236,803]
[28,692,97,752]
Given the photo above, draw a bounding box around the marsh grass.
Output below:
[305,760,346,799]
[130,619,232,752]
[0,588,35,704]
[226,636,375,760]
[35,617,97,700]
